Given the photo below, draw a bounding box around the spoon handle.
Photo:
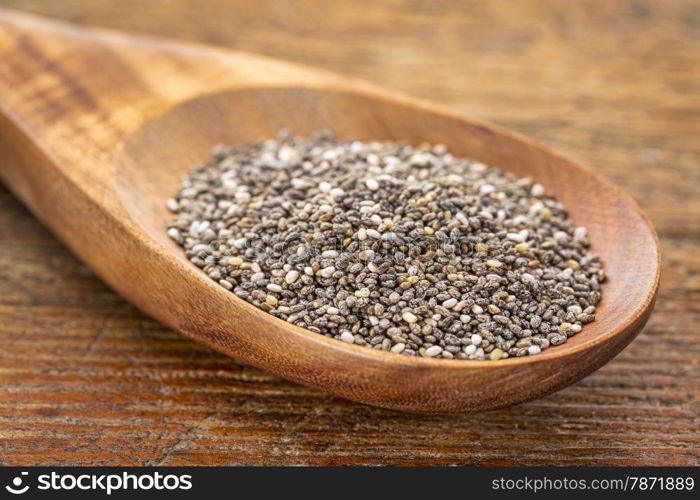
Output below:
[0,8,353,204]
[0,11,152,311]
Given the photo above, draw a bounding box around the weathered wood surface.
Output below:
[0,0,697,465]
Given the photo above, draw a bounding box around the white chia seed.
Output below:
[442,298,458,309]
[424,345,443,357]
[340,331,355,343]
[402,312,419,324]
[528,345,542,355]
[366,178,380,191]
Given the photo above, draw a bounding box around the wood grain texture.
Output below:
[0,10,658,412]
[0,0,697,464]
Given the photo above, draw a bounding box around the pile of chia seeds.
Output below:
[166,131,603,360]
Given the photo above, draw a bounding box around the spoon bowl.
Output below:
[0,10,660,412]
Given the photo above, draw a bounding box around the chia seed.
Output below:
[167,131,603,360]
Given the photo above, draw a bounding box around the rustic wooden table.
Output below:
[0,0,697,466]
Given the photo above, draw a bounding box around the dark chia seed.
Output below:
[166,131,604,360]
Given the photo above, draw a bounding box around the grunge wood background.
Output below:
[0,0,697,465]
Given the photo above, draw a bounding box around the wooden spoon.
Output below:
[0,9,659,413]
